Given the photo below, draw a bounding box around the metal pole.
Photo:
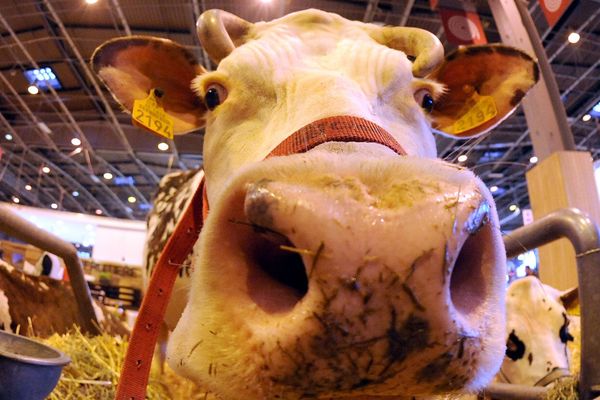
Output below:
[484,382,546,399]
[0,205,100,335]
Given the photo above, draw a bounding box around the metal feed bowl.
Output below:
[0,330,70,400]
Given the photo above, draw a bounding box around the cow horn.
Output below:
[375,27,444,77]
[197,9,252,64]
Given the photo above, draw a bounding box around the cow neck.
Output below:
[115,115,404,400]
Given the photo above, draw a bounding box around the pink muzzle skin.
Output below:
[202,115,407,214]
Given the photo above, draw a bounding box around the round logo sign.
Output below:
[543,0,563,12]
[447,15,480,41]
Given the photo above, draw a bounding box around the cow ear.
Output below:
[428,44,539,139]
[559,286,579,312]
[92,36,207,135]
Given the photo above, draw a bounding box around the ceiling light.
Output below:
[27,85,39,95]
[509,204,518,212]
[72,191,79,197]
[24,67,61,90]
[259,0,272,3]
[42,166,50,174]
[127,196,137,203]
[85,0,98,3]
[25,184,32,191]
[12,197,20,204]
[103,172,113,180]
[95,209,103,215]
[157,142,169,151]
[71,147,83,155]
[567,32,580,44]
[490,185,499,193]
[51,203,58,209]
[529,156,538,164]
[71,137,81,146]
[457,154,468,163]
[5,134,12,141]
[583,114,591,122]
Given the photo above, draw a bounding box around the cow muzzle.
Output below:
[169,150,506,399]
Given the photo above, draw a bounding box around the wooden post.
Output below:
[526,152,600,289]
[488,0,575,160]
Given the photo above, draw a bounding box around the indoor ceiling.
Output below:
[0,0,598,231]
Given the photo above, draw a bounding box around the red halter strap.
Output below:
[115,116,404,400]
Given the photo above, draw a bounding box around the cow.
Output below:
[498,276,579,387]
[0,259,129,338]
[92,8,538,399]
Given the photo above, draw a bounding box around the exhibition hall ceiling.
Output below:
[0,0,598,230]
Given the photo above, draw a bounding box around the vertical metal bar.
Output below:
[398,0,415,26]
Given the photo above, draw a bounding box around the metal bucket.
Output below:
[0,330,70,400]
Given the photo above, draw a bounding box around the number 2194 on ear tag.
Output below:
[132,89,174,139]
[448,95,498,135]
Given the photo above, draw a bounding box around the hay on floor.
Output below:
[40,327,215,399]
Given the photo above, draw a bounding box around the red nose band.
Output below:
[201,115,406,219]
[268,115,407,157]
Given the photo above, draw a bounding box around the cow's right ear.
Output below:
[428,44,539,139]
[92,36,207,134]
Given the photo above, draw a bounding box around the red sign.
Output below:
[539,0,574,28]
[439,7,487,45]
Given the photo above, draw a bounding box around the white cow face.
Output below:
[500,276,577,387]
[195,11,444,202]
[93,8,538,399]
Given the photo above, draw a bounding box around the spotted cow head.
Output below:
[500,276,578,387]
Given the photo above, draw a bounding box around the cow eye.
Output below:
[559,313,574,343]
[414,89,435,113]
[204,83,228,110]
[505,330,526,361]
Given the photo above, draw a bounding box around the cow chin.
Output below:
[167,148,506,399]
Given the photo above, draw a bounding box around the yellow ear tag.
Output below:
[448,95,498,135]
[132,89,174,139]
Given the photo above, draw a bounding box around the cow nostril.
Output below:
[245,229,309,313]
[449,221,492,317]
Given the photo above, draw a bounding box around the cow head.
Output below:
[93,8,538,399]
[500,276,578,387]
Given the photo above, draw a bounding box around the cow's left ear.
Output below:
[92,36,207,134]
[429,44,539,139]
